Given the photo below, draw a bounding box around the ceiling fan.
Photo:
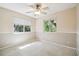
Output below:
[26,3,49,16]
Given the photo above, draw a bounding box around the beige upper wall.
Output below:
[77,4,79,33]
[0,6,77,33]
[77,4,79,55]
[36,7,77,33]
[56,7,76,33]
[0,7,36,33]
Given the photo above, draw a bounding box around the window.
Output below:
[13,17,31,32]
[14,24,31,32]
[44,19,57,32]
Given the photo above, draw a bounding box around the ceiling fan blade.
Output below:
[41,12,47,14]
[26,10,33,13]
[42,7,49,10]
[25,9,35,13]
[26,12,32,13]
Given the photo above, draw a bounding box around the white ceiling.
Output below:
[0,3,77,19]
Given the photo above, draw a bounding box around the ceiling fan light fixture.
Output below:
[26,3,48,16]
[34,11,41,15]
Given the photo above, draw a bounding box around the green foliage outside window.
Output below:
[44,20,57,32]
[25,26,31,32]
[14,24,31,32]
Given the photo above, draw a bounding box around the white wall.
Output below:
[0,7,36,48]
[36,7,77,55]
[0,33,36,49]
